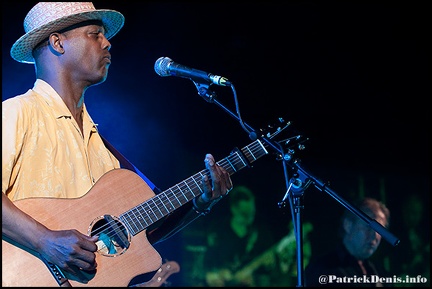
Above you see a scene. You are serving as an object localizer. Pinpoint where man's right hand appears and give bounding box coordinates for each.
[38,229,99,282]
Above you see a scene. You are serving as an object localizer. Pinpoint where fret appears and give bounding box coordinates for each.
[132,206,149,233]
[153,195,168,216]
[225,155,237,173]
[163,192,177,211]
[120,214,136,235]
[142,202,158,222]
[134,204,152,227]
[129,209,143,233]
[174,186,187,204]
[184,179,194,198]
[191,176,203,195]
[234,150,247,171]
[244,145,256,162]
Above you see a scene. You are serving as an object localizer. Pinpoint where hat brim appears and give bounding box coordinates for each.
[10,9,125,64]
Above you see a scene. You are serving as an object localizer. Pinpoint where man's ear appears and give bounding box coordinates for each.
[48,32,64,55]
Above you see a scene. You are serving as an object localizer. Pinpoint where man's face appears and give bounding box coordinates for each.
[344,208,387,260]
[232,199,256,226]
[59,22,112,85]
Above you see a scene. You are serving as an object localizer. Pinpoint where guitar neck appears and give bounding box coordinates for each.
[119,139,269,236]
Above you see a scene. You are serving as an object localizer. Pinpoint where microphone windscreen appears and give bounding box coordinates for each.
[154,57,172,77]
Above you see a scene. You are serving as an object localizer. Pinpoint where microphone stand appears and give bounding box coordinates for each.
[193,82,400,287]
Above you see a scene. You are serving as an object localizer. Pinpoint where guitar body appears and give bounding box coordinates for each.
[2,169,162,287]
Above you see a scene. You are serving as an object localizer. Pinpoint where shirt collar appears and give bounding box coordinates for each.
[32,79,98,132]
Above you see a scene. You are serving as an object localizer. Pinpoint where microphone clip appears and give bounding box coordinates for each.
[194,81,217,103]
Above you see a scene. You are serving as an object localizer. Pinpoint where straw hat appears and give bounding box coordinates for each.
[10,2,125,64]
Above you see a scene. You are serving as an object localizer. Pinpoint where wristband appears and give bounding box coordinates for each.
[192,195,223,216]
[192,198,211,216]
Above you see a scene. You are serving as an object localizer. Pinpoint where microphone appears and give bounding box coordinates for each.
[154,57,231,86]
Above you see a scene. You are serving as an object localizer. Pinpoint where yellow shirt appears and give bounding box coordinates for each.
[2,79,120,201]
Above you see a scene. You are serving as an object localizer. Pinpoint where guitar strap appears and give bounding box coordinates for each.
[101,135,161,194]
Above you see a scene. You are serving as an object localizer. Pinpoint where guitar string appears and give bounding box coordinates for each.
[90,141,266,248]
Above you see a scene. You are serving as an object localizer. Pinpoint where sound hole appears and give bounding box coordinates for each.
[89,215,131,257]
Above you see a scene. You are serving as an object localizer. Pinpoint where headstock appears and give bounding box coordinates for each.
[255,117,309,161]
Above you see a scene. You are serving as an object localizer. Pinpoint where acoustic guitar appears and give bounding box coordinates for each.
[2,139,269,287]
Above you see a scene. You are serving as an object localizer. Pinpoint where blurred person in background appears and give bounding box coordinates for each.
[305,197,391,287]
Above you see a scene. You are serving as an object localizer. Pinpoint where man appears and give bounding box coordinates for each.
[2,2,232,286]
[305,197,391,287]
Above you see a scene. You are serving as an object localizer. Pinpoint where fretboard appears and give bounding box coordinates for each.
[119,139,268,235]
